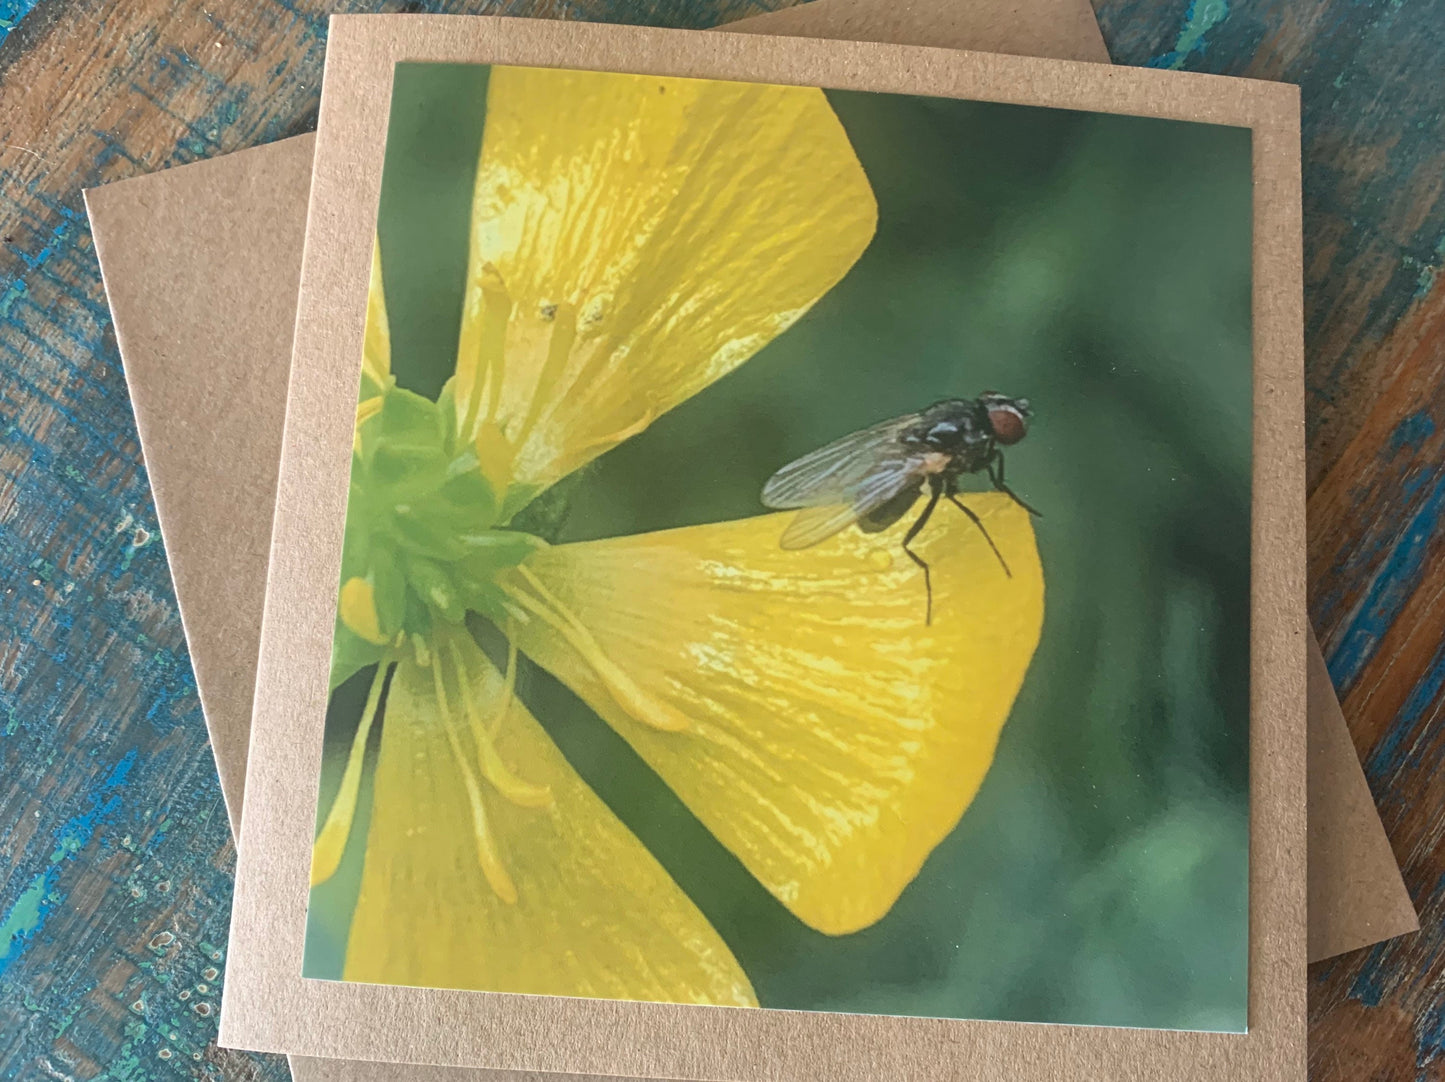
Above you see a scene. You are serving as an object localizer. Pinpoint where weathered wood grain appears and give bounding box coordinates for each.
[1102,4,1445,1077]
[1,0,1442,1079]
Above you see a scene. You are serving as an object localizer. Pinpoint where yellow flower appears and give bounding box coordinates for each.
[312,66,1044,1004]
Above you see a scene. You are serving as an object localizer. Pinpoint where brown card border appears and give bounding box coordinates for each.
[220,15,1306,1081]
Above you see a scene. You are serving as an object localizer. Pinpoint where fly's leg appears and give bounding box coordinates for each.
[988,454,1042,517]
[946,477,1012,578]
[902,480,942,625]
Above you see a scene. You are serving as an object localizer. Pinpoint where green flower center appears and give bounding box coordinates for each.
[333,378,695,735]
[337,380,540,658]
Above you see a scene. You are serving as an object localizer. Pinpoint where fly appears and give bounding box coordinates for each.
[760,393,1040,625]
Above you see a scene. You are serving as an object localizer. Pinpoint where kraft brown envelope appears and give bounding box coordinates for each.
[1305,634,1418,958]
[74,6,1405,1082]
[203,13,1308,1080]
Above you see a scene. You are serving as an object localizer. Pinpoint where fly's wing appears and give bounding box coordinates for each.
[776,470,922,548]
[762,415,918,508]
[761,415,924,549]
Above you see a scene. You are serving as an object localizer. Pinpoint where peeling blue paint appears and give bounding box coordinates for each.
[1390,410,1437,457]
[1146,0,1230,69]
[1328,469,1445,693]
[1416,993,1445,1079]
[1348,941,1394,1007]
[0,0,41,45]
[0,750,136,978]
[1364,635,1445,788]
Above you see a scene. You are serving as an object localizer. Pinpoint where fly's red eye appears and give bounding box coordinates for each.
[988,407,1027,445]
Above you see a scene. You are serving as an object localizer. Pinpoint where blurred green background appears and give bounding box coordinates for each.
[306,62,1253,1033]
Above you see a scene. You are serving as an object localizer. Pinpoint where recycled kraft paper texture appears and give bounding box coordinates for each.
[80,3,1415,1080]
[206,14,1308,1080]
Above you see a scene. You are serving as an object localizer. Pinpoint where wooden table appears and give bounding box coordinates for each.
[0,1,1440,1078]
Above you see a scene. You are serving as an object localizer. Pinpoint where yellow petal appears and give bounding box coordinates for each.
[505,497,1044,935]
[361,236,392,394]
[312,664,388,886]
[454,66,877,493]
[338,577,388,646]
[342,631,756,1006]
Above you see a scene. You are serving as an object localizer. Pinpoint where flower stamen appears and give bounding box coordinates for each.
[512,301,578,454]
[502,565,690,733]
[311,662,389,887]
[447,638,552,809]
[493,635,518,741]
[431,651,519,905]
[479,741,553,809]
[458,262,513,443]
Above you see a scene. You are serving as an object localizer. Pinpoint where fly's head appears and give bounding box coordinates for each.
[979,392,1031,446]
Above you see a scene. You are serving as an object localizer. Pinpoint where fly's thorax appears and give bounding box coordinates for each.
[906,399,994,461]
[945,441,996,477]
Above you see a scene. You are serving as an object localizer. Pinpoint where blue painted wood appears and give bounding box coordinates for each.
[0,1,41,44]
[0,0,1442,1078]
